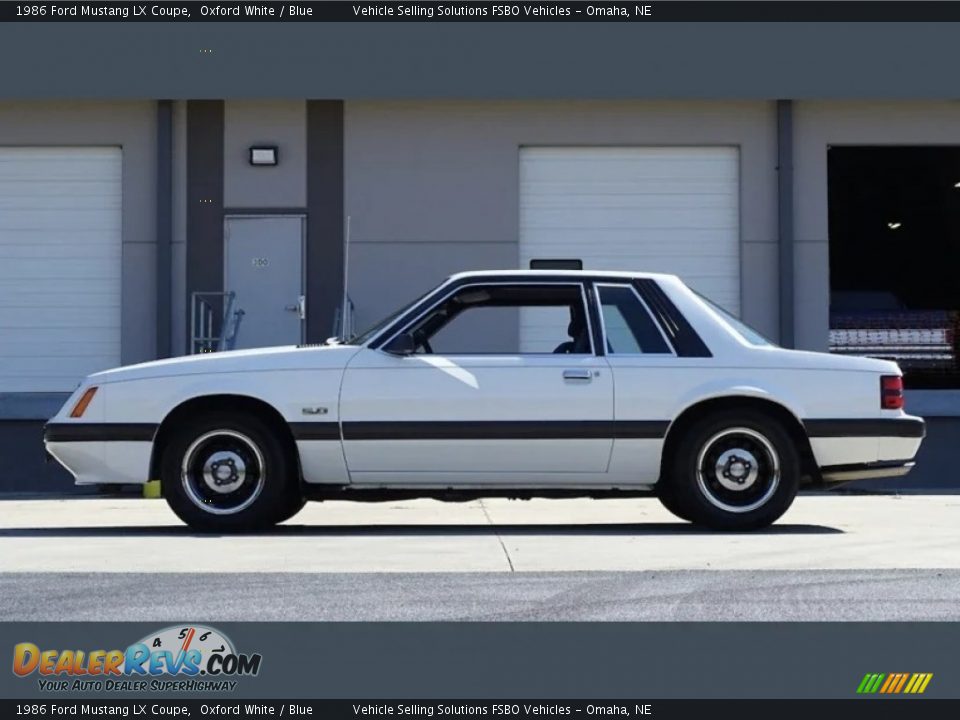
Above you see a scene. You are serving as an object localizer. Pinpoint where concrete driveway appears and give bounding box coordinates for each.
[2,494,960,621]
[2,494,960,572]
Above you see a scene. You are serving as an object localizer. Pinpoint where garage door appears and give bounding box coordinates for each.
[519,146,741,318]
[0,147,122,392]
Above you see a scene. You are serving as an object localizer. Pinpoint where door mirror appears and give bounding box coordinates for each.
[383,332,416,356]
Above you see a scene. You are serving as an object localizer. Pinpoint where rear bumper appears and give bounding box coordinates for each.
[804,417,926,439]
[820,460,915,483]
[807,416,925,483]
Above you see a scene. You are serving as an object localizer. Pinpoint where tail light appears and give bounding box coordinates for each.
[881,375,904,410]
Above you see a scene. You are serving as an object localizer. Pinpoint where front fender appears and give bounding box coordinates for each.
[101,369,346,426]
[103,369,351,486]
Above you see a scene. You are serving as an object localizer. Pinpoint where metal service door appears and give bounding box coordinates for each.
[224,215,305,349]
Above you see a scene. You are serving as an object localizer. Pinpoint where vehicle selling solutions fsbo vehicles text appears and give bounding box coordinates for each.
[351,5,652,18]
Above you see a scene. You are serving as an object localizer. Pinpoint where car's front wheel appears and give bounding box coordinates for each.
[161,412,302,532]
[664,410,800,530]
[655,482,693,523]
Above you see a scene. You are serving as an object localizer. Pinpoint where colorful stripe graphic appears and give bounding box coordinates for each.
[857,673,933,694]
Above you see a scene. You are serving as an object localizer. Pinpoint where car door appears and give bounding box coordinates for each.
[593,281,691,483]
[338,281,614,485]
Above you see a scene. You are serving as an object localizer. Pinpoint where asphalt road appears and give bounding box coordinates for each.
[2,495,960,620]
[3,569,960,621]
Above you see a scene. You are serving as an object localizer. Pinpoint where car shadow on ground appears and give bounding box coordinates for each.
[0,522,843,538]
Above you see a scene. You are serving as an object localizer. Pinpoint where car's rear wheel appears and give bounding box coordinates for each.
[161,412,302,532]
[666,410,800,530]
[656,482,692,523]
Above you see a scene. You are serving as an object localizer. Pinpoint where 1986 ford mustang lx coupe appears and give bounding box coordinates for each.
[44,270,925,532]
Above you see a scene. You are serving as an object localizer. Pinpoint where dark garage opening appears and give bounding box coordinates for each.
[828,146,960,389]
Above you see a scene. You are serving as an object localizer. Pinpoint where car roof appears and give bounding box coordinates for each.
[447,269,680,282]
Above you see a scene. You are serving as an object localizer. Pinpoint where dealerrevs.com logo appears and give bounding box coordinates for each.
[12,625,261,693]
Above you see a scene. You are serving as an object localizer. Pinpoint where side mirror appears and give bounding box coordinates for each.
[383,332,416,356]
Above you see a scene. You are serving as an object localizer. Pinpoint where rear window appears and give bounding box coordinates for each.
[597,284,672,354]
[697,293,777,347]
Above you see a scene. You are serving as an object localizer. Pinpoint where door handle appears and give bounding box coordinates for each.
[563,368,592,381]
[285,295,306,320]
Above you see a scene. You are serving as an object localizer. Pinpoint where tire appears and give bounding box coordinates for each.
[161,411,302,532]
[276,497,307,525]
[666,410,800,531]
[656,482,692,523]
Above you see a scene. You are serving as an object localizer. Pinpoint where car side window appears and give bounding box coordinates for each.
[400,283,594,355]
[597,284,672,355]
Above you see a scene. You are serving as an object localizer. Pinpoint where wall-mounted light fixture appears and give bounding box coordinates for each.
[249,146,279,166]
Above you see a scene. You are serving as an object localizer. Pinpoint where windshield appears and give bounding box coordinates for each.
[347,288,436,345]
[696,292,777,347]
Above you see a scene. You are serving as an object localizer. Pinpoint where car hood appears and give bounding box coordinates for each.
[88,344,362,384]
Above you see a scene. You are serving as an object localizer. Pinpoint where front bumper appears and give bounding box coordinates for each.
[43,423,153,485]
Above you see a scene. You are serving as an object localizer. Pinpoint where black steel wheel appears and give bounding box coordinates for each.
[161,412,301,532]
[666,410,800,531]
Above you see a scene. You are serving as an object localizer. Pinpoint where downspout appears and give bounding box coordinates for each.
[776,99,795,348]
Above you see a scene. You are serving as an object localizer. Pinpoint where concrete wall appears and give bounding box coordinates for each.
[344,100,780,340]
[223,100,307,209]
[0,421,89,495]
[179,101,311,355]
[793,101,960,352]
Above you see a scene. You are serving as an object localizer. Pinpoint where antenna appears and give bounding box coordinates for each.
[341,215,351,338]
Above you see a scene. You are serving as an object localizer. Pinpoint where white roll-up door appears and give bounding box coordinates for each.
[0,147,122,392]
[519,146,741,315]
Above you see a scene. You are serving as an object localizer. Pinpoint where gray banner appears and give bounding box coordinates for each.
[0,22,959,98]
[0,623,955,699]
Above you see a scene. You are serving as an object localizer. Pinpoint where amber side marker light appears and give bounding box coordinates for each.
[69,387,98,418]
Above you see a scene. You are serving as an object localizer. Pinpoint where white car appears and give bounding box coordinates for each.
[44,270,925,532]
